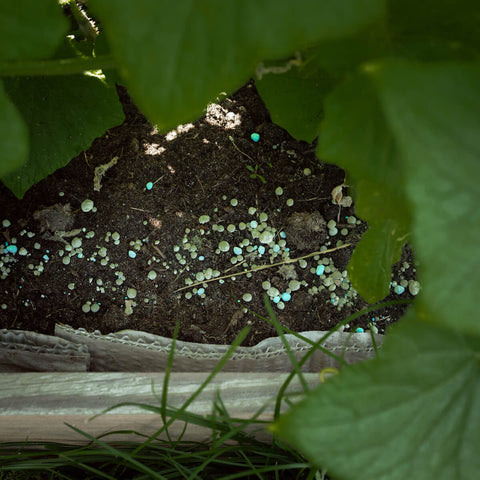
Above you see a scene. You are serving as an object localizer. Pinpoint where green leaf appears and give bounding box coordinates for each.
[0,1,68,62]
[255,59,333,143]
[319,73,400,190]
[388,0,480,62]
[256,21,391,143]
[0,82,28,176]
[318,73,410,302]
[348,218,406,303]
[371,61,480,335]
[303,20,390,76]
[90,0,385,130]
[2,74,124,198]
[274,312,480,479]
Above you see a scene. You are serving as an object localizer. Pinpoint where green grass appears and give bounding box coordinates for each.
[0,434,319,480]
[0,299,406,479]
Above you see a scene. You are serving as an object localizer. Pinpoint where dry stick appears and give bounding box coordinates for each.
[174,243,352,293]
[228,135,255,163]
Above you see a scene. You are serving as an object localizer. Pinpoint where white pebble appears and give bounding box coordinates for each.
[288,280,301,291]
[408,280,421,296]
[81,199,94,212]
[126,288,137,299]
[71,237,82,249]
[218,241,230,252]
[259,230,274,244]
[267,286,280,297]
[148,270,157,280]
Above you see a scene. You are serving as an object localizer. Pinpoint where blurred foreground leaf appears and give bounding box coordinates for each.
[372,61,480,335]
[0,83,28,176]
[274,312,480,479]
[90,0,385,130]
[2,74,124,198]
[318,73,410,302]
[0,1,67,62]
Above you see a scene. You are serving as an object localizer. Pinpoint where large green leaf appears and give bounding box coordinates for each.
[319,73,401,191]
[254,20,389,143]
[2,74,124,198]
[371,61,480,335]
[274,312,480,479]
[0,1,67,62]
[90,0,385,130]
[0,82,28,176]
[255,61,333,143]
[388,0,480,61]
[318,73,411,302]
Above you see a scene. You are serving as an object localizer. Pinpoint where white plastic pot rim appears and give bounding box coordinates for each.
[0,324,383,373]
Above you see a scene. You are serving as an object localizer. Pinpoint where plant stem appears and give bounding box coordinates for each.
[69,0,98,42]
[0,55,116,77]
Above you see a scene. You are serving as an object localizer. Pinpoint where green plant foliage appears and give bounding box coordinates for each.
[0,2,124,197]
[371,60,480,335]
[387,0,480,62]
[0,84,28,177]
[89,0,385,131]
[255,22,390,142]
[0,2,478,476]
[318,73,411,302]
[273,311,480,480]
[348,219,405,302]
[255,56,334,143]
[2,74,124,198]
[0,1,68,62]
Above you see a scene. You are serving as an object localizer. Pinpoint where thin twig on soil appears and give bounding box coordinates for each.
[173,243,351,292]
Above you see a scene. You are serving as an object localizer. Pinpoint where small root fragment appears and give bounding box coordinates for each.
[94,156,118,191]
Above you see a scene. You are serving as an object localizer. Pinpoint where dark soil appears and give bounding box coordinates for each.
[0,81,415,346]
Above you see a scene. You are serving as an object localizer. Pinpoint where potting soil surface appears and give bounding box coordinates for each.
[0,81,415,346]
